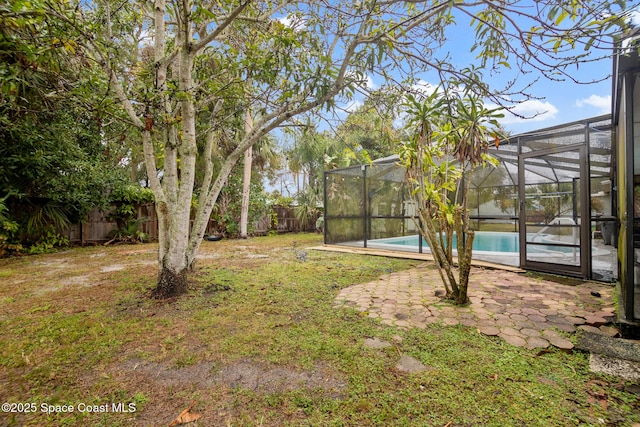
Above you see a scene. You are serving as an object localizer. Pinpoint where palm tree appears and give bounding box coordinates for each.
[239,113,282,238]
[240,109,254,239]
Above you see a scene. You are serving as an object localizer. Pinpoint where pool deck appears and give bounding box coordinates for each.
[316,245,617,350]
[314,244,525,272]
[333,236,617,274]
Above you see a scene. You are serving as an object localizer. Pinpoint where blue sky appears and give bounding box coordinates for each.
[340,4,640,136]
[274,3,640,195]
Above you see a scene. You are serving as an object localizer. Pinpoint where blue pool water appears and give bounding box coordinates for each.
[377,232,577,254]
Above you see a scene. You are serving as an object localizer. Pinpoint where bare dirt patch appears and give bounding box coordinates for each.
[114,358,346,395]
[32,275,99,296]
[118,359,216,388]
[214,359,346,395]
[101,355,347,425]
[100,264,126,272]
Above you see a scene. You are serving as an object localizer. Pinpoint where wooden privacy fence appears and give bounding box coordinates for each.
[65,204,320,243]
[66,203,159,244]
[270,205,321,234]
[272,206,318,233]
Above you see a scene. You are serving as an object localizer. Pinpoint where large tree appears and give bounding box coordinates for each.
[334,93,401,162]
[0,1,131,248]
[42,0,631,297]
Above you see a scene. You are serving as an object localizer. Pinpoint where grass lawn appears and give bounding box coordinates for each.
[0,233,638,426]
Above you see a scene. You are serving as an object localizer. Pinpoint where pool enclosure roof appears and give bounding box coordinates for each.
[334,114,613,189]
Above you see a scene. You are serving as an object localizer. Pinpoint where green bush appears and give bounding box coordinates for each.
[210,170,269,237]
[106,185,154,243]
[106,217,149,244]
[1,199,72,255]
[0,196,21,256]
[27,225,69,254]
[108,185,154,224]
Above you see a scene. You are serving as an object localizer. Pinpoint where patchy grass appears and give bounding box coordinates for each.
[0,233,638,426]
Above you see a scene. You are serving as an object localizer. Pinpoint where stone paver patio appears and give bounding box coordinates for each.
[334,264,616,350]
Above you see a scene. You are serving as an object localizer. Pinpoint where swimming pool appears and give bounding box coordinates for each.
[380,232,518,253]
[371,231,593,255]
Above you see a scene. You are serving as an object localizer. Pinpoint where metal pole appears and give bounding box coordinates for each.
[418,217,423,254]
[323,171,328,244]
[518,136,526,267]
[624,75,636,321]
[362,165,368,248]
[581,123,592,278]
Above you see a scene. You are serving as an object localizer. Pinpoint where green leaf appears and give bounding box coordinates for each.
[555,10,569,26]
[584,37,595,51]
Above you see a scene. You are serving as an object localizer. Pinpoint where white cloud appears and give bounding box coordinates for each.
[345,99,363,112]
[277,14,306,31]
[137,27,153,48]
[404,83,558,128]
[630,8,640,26]
[365,75,377,90]
[410,79,468,99]
[345,71,377,91]
[575,94,611,114]
[498,99,559,125]
[411,79,440,96]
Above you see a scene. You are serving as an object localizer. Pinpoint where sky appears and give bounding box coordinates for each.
[338,4,640,137]
[274,3,640,195]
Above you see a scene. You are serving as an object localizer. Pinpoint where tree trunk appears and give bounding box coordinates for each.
[417,208,457,297]
[147,8,198,298]
[153,265,189,298]
[456,230,474,305]
[455,175,473,305]
[240,109,254,238]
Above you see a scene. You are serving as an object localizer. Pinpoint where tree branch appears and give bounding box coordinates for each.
[192,0,253,54]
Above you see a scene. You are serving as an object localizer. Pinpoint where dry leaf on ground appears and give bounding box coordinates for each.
[168,401,203,426]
